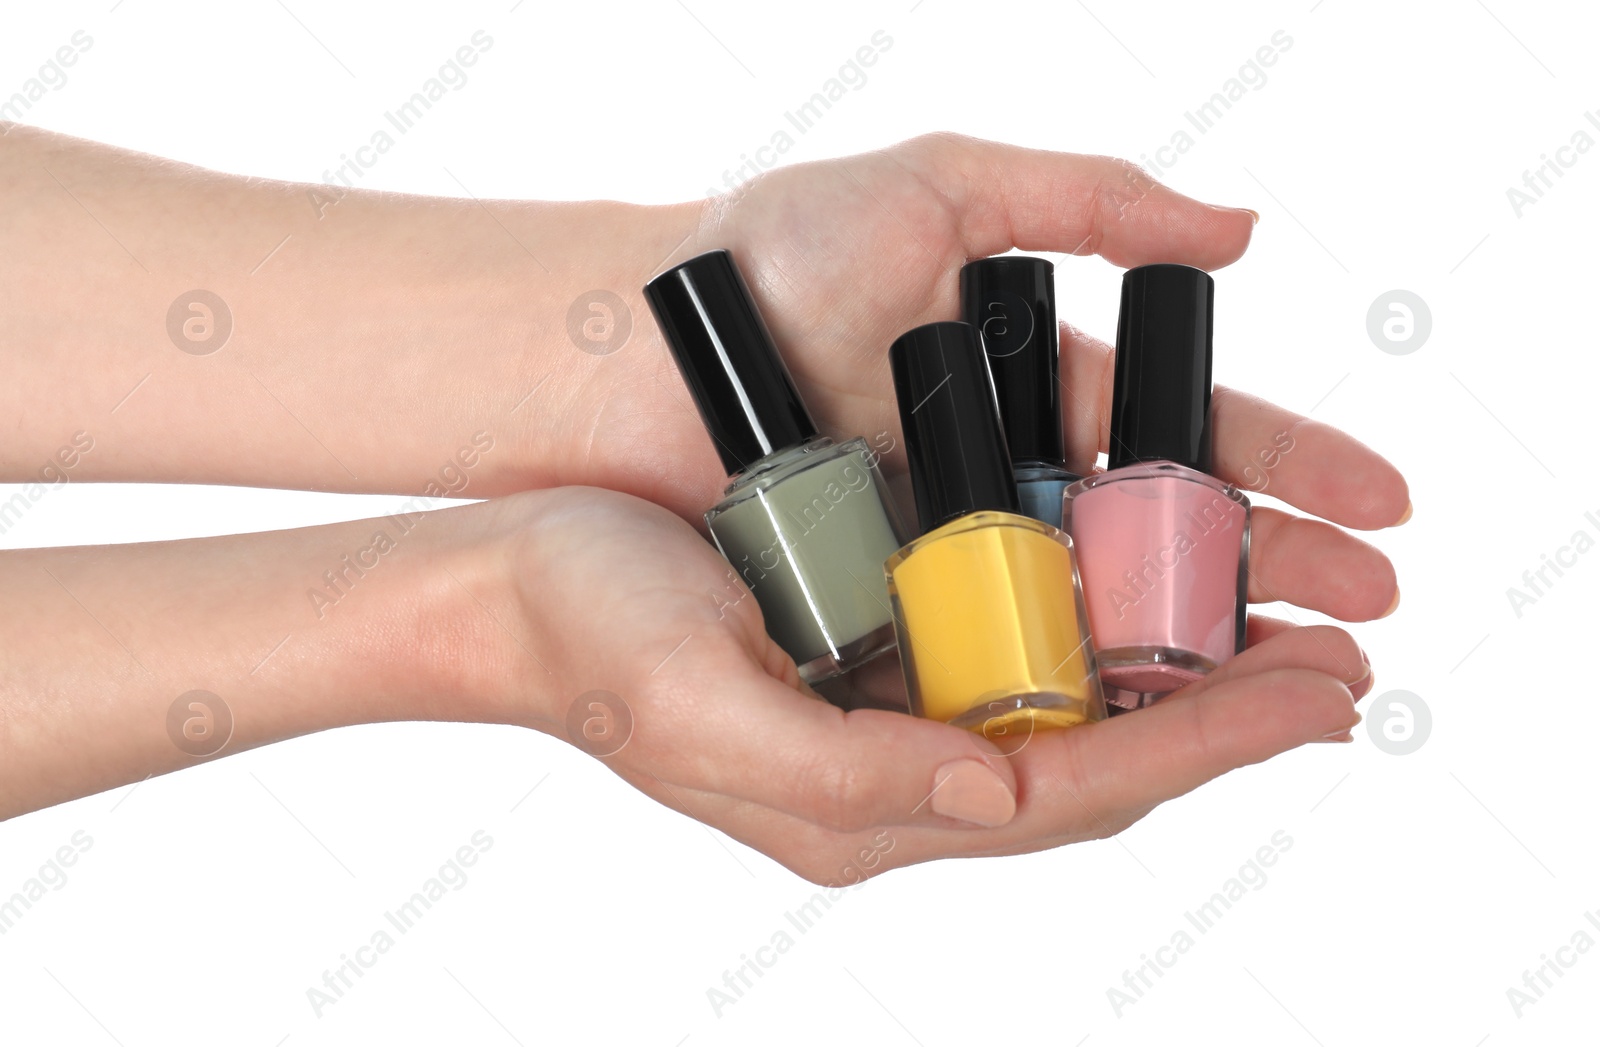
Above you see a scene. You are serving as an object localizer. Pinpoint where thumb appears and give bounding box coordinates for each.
[631,654,1022,833]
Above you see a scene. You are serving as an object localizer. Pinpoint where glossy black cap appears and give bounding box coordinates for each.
[959,255,1066,470]
[643,250,818,475]
[889,322,1020,533]
[1108,264,1215,473]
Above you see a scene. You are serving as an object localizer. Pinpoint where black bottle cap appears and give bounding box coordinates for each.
[1108,264,1215,472]
[889,321,1020,533]
[959,255,1066,470]
[643,249,819,476]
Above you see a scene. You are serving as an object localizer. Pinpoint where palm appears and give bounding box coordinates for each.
[717,154,968,462]
[585,135,1289,529]
[507,486,911,731]
[602,137,1405,629]
[578,147,965,525]
[515,137,1409,881]
[497,487,1377,884]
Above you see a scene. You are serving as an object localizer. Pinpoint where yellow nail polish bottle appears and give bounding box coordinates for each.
[885,322,1106,738]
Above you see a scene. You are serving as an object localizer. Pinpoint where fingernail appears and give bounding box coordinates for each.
[931,760,1016,828]
[1380,587,1401,619]
[1394,501,1413,526]
[1320,706,1361,742]
[1347,663,1374,701]
[1237,207,1260,223]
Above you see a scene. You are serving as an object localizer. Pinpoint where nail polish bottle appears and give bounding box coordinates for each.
[884,321,1105,736]
[960,255,1080,528]
[644,249,907,683]
[1104,685,1162,715]
[1063,264,1250,695]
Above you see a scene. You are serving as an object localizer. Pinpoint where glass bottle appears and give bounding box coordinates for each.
[883,321,1105,736]
[1064,264,1250,695]
[961,255,1081,528]
[645,250,907,682]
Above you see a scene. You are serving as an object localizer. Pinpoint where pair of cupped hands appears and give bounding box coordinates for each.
[486,135,1406,884]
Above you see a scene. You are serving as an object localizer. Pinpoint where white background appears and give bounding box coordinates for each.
[1,0,1595,1042]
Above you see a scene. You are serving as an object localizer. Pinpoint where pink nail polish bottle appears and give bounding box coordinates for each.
[1063,264,1249,695]
[1103,684,1163,715]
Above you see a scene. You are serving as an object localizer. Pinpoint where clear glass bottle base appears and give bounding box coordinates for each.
[1104,684,1165,715]
[1096,646,1216,694]
[795,620,898,684]
[946,692,1106,739]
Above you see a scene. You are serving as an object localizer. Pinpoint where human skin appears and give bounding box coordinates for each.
[0,127,1406,881]
[0,487,1372,883]
[0,126,1408,540]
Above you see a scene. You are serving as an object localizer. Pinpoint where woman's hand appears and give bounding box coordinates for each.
[472,486,1370,885]
[577,134,1262,513]
[588,134,1407,631]
[2,128,1404,626]
[0,483,1371,885]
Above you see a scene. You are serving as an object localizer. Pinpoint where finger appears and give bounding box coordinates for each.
[1246,613,1298,646]
[1212,387,1412,530]
[1168,624,1372,703]
[1058,327,1412,531]
[1057,322,1117,476]
[614,768,910,885]
[899,134,1256,270]
[623,668,1358,882]
[1249,506,1400,621]
[1022,668,1358,819]
[627,634,1021,834]
[1240,617,1375,716]
[825,666,1364,867]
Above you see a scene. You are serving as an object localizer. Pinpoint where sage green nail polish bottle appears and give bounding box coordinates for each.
[644,250,907,682]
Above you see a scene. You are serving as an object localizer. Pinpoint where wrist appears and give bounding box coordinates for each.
[491,197,710,494]
[390,493,577,734]
[356,496,560,733]
[0,506,547,814]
